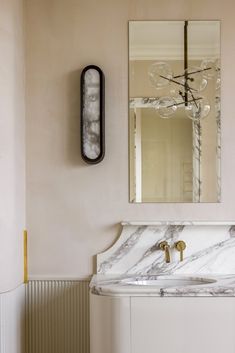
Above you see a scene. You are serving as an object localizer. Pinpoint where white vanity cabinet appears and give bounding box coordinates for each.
[90,294,131,353]
[131,297,235,353]
[90,293,235,353]
[91,222,235,353]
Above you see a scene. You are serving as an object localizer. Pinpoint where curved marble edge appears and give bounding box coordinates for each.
[90,274,235,297]
[122,221,235,226]
[97,224,147,272]
[97,222,235,275]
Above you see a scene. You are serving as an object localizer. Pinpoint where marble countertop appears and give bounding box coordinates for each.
[90,274,235,297]
[92,223,235,297]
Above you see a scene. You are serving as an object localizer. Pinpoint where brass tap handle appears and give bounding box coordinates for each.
[158,241,171,263]
[175,240,186,261]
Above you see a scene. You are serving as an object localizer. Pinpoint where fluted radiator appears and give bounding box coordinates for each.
[25,280,90,353]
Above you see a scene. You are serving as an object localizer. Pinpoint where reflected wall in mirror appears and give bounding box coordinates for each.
[129,21,220,203]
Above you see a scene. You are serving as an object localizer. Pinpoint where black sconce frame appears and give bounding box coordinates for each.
[80,65,105,164]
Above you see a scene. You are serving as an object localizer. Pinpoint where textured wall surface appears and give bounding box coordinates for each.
[0,285,25,353]
[0,0,25,291]
[25,0,235,279]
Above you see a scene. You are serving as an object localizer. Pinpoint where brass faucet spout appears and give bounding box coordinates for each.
[165,244,170,263]
[158,241,171,263]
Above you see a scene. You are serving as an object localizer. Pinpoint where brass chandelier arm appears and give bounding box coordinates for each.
[159,75,197,92]
[187,86,200,109]
[173,67,212,79]
[184,21,188,104]
[150,21,213,120]
[159,73,201,110]
[166,97,202,109]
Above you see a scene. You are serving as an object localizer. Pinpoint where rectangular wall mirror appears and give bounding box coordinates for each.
[129,21,220,203]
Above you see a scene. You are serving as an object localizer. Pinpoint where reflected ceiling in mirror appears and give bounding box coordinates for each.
[129,21,220,203]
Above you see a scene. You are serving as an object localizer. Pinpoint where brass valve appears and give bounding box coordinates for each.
[175,240,186,262]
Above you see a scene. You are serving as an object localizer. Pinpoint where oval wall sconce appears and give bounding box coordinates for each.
[81,65,105,164]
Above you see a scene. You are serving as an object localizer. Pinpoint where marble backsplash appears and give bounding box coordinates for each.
[97,222,235,275]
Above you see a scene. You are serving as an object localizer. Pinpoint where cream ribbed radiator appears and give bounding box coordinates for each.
[25,280,90,353]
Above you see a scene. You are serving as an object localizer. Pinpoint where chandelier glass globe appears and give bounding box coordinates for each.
[200,59,217,79]
[184,96,210,121]
[148,62,173,89]
[156,96,177,118]
[180,67,207,92]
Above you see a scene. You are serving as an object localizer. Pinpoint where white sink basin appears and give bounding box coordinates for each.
[123,275,216,287]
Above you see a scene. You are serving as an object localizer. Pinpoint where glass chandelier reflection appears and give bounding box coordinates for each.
[148,21,220,121]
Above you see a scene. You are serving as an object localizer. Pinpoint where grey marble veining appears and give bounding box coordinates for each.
[98,225,147,274]
[192,121,201,202]
[82,69,101,160]
[92,222,235,297]
[90,274,235,297]
[97,223,235,275]
[126,225,185,274]
[216,94,221,202]
[129,97,160,108]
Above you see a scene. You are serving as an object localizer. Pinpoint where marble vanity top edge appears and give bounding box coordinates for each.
[121,221,235,226]
[90,274,235,297]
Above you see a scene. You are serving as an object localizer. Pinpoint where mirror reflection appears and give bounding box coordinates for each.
[129,21,220,203]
